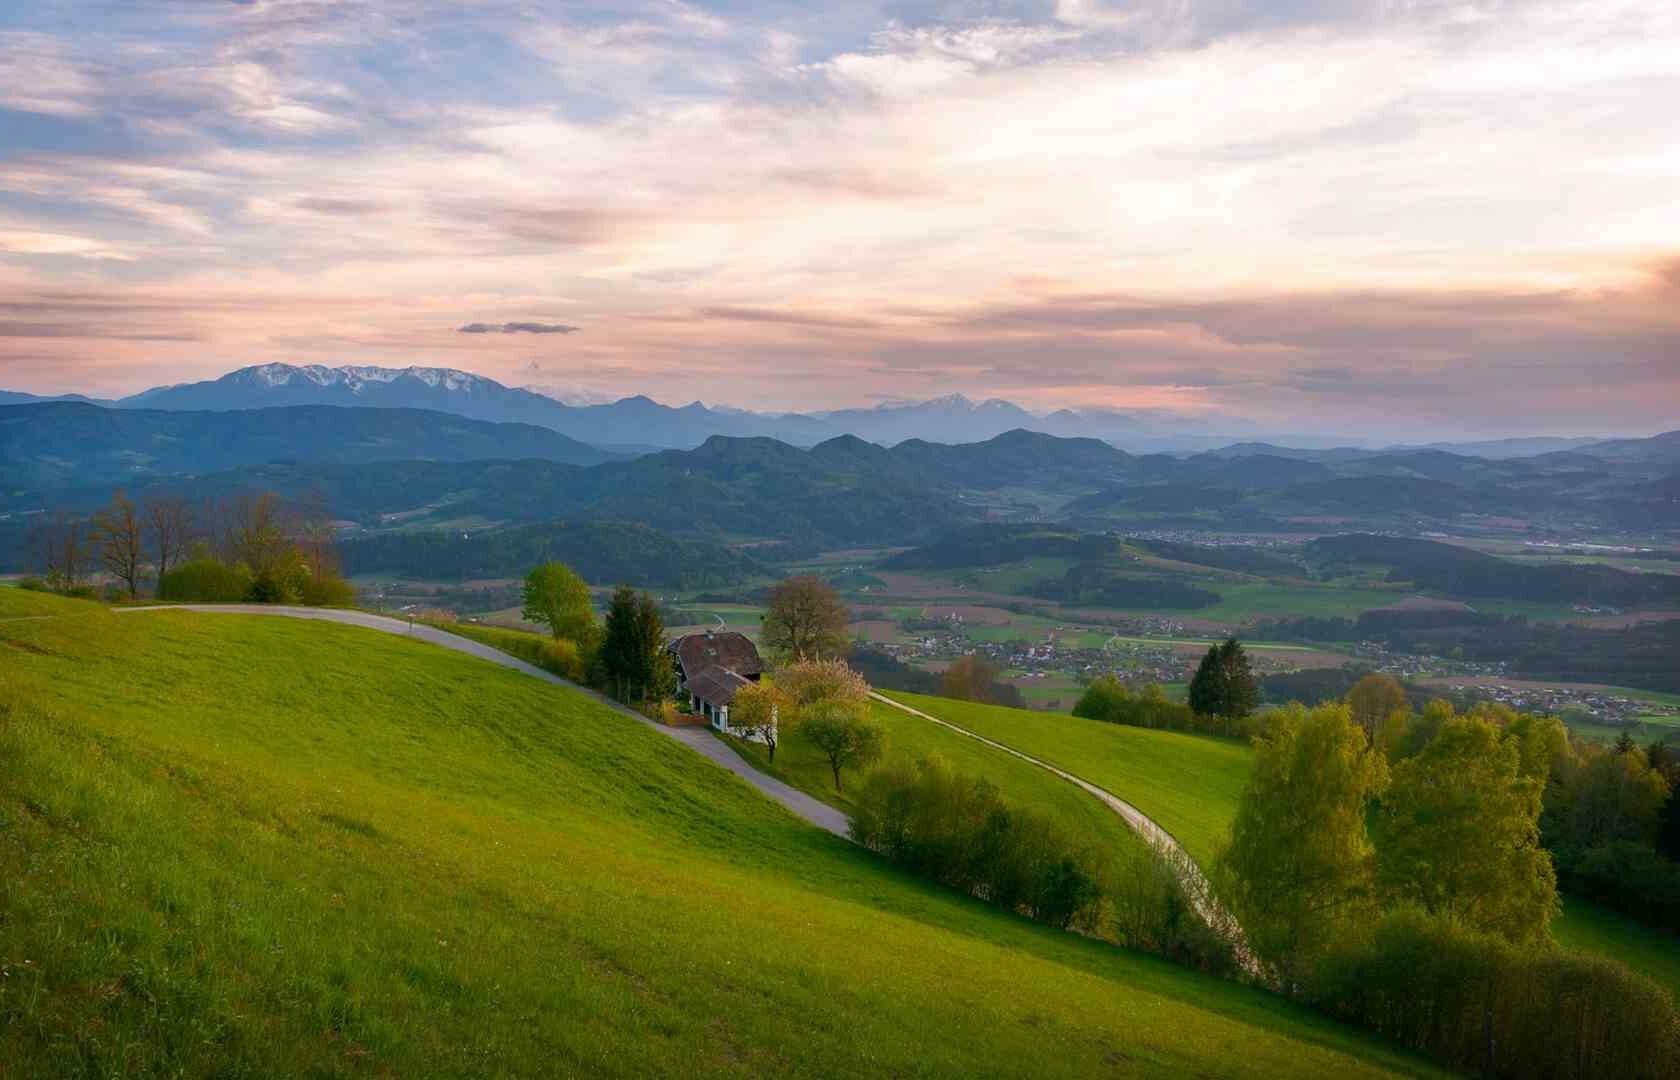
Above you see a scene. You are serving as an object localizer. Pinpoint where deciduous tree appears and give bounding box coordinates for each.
[761,575,849,662]
[31,512,88,593]
[142,495,193,584]
[90,491,146,598]
[1217,702,1388,985]
[941,655,1000,703]
[1375,715,1556,944]
[800,699,885,792]
[521,561,596,643]
[228,492,303,601]
[729,682,787,761]
[1346,673,1407,744]
[777,658,870,713]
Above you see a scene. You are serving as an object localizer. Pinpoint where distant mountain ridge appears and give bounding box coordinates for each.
[68,363,1260,451]
[6,362,1676,460]
[0,401,612,489]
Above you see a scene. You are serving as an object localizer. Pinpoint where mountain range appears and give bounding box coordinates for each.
[7,405,1675,555]
[2,363,1287,453]
[9,362,1667,455]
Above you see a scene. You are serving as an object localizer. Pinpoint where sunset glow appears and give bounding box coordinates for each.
[2,1,1676,438]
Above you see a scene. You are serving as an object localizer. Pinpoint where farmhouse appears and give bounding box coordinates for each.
[668,629,764,732]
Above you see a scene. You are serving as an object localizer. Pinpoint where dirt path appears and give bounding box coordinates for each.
[115,605,849,837]
[870,691,1260,977]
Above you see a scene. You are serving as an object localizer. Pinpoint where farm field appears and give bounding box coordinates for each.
[1191,583,1406,622]
[0,588,1434,1078]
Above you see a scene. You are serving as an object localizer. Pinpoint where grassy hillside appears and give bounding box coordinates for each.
[0,589,1434,1077]
[1553,898,1680,998]
[726,702,1147,860]
[885,689,1680,1000]
[882,691,1253,864]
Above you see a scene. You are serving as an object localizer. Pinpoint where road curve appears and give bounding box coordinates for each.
[870,691,1260,976]
[116,605,850,837]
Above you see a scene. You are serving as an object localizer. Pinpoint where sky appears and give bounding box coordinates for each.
[0,0,1675,440]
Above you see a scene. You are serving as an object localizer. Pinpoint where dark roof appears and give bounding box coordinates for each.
[685,665,752,707]
[669,630,763,679]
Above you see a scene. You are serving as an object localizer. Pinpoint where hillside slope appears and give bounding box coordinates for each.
[886,691,1680,999]
[0,590,1432,1077]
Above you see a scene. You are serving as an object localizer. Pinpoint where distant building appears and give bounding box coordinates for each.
[667,629,764,734]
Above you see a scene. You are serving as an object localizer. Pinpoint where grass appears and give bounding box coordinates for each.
[883,687,1676,1000]
[1553,898,1680,999]
[0,591,1435,1078]
[1193,583,1403,623]
[881,691,1254,865]
[726,702,1147,864]
[0,585,104,619]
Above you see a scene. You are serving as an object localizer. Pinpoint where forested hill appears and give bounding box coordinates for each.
[0,401,613,488]
[8,417,1677,557]
[1305,534,1680,606]
[338,521,765,588]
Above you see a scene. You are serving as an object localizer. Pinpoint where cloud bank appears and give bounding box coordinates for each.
[0,0,1674,439]
[458,322,581,335]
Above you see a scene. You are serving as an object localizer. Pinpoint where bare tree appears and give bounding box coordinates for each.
[228,491,290,575]
[90,491,147,598]
[143,494,194,584]
[297,487,337,579]
[31,512,88,592]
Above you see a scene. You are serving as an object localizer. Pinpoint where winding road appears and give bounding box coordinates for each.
[115,605,849,836]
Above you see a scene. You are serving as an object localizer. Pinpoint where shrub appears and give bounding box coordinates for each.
[299,573,356,607]
[850,755,1104,930]
[1309,908,1680,1079]
[158,558,254,602]
[436,622,588,683]
[1073,676,1198,731]
[1554,840,1680,928]
[15,576,47,592]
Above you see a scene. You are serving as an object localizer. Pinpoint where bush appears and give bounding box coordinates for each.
[158,558,255,602]
[850,755,1104,930]
[1073,675,1198,731]
[437,622,588,683]
[1554,840,1680,928]
[299,573,357,607]
[1308,908,1680,1079]
[15,576,47,592]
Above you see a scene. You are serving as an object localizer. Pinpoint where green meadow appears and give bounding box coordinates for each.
[725,701,1147,862]
[1553,898,1680,998]
[882,691,1253,865]
[0,589,1435,1077]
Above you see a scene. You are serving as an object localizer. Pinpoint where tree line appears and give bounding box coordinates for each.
[25,490,353,606]
[1073,637,1259,736]
[849,755,1103,930]
[1214,693,1679,1078]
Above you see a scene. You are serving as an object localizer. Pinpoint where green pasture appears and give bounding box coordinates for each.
[0,587,1433,1077]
